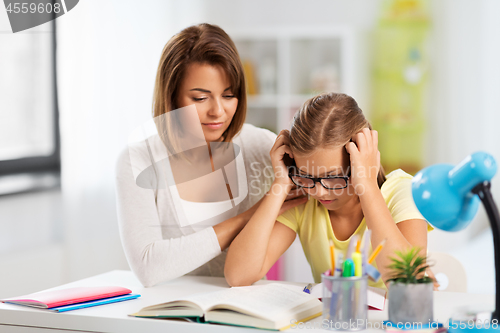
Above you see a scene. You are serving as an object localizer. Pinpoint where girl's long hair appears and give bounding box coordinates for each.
[290,92,386,188]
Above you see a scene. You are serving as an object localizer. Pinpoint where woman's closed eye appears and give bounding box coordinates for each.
[192,94,235,102]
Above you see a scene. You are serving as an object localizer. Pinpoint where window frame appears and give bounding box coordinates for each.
[0,15,60,189]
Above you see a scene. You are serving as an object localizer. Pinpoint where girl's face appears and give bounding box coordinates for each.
[177,62,238,142]
[293,146,356,210]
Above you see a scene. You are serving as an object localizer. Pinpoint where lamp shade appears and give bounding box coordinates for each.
[412,152,497,231]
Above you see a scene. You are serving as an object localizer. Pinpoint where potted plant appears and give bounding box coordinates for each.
[387,247,434,324]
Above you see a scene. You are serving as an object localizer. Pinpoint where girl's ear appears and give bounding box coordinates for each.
[342,145,352,176]
[282,153,296,169]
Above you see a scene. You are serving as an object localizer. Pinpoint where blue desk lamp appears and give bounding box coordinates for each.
[412,151,499,324]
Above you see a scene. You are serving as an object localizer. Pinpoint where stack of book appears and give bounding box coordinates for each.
[1,286,140,312]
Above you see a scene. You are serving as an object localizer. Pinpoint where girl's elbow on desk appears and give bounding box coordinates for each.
[224,264,262,287]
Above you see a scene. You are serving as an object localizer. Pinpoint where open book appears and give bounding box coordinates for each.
[129,283,322,331]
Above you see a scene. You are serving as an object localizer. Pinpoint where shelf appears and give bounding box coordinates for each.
[289,38,342,95]
[234,39,278,96]
[247,95,278,108]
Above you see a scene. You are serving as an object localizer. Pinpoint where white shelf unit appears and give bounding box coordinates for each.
[231,27,358,134]
[231,28,359,282]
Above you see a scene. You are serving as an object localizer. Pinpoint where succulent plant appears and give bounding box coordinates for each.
[387,247,434,284]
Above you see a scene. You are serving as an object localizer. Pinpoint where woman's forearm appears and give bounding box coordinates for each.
[213,212,249,251]
[358,183,413,284]
[225,182,290,285]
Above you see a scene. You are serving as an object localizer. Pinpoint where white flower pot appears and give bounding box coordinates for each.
[388,282,434,324]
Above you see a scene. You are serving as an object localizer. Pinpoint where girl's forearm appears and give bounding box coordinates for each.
[225,182,290,285]
[358,183,413,284]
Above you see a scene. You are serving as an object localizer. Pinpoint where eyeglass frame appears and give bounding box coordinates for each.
[288,168,351,190]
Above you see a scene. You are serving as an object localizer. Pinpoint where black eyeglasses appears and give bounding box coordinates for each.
[288,169,351,190]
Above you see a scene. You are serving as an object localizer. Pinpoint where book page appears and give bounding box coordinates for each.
[180,287,249,312]
[206,283,318,320]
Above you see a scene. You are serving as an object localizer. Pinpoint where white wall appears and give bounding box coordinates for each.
[426,0,500,294]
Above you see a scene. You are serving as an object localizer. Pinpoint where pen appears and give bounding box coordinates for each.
[329,240,335,273]
[361,229,372,274]
[346,234,359,260]
[303,283,313,294]
[334,252,344,277]
[341,259,354,320]
[368,238,387,264]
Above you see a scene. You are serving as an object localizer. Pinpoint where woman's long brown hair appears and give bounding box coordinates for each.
[152,23,246,154]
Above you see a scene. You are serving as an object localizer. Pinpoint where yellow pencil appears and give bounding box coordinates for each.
[329,240,335,273]
[355,239,361,253]
[368,239,387,264]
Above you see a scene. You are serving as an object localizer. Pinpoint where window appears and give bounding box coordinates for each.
[0,15,60,195]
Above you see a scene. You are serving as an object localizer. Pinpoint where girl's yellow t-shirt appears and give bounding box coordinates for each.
[276,169,434,290]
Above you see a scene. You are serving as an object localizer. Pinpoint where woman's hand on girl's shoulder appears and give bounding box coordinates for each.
[345,128,380,193]
[270,130,294,189]
[279,187,308,215]
[244,187,307,221]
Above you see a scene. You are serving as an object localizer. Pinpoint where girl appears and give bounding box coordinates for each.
[225,92,436,290]
[115,24,306,287]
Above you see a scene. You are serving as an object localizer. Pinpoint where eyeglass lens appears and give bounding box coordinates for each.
[290,176,347,189]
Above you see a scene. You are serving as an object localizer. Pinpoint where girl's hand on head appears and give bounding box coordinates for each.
[270,130,294,189]
[345,128,380,193]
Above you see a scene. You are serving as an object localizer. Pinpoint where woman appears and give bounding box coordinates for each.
[115,23,306,287]
[225,92,437,290]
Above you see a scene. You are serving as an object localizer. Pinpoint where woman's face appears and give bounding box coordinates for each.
[177,62,238,142]
[293,146,356,211]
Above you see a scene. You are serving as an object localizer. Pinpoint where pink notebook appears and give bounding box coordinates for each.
[1,286,132,309]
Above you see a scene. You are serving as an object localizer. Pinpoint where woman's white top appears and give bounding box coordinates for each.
[115,124,276,287]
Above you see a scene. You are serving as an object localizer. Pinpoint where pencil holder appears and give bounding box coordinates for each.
[321,274,368,331]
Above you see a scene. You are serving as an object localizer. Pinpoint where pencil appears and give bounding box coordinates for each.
[355,239,361,253]
[329,240,335,273]
[368,239,387,264]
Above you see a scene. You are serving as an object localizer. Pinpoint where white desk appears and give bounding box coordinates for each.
[0,270,494,332]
